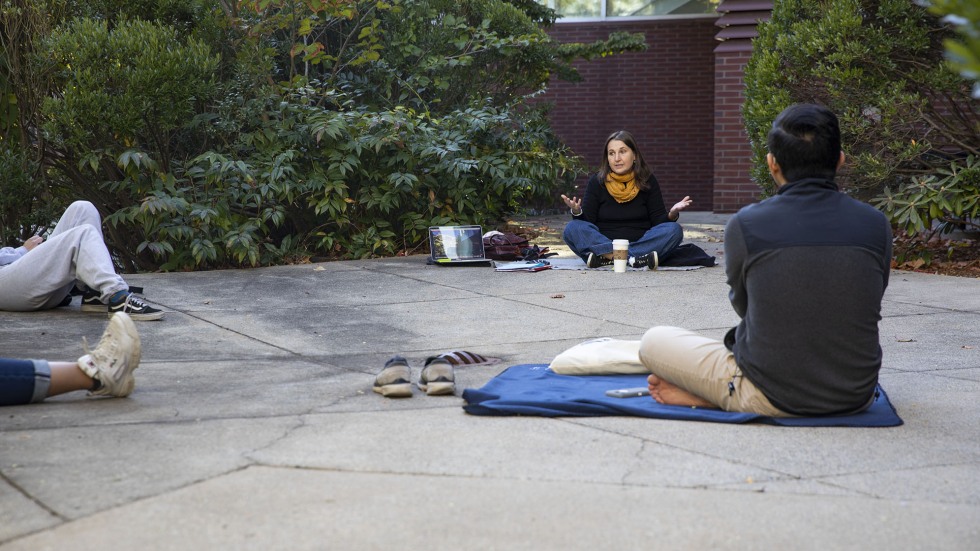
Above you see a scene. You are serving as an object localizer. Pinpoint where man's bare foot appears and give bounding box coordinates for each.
[647,374,717,408]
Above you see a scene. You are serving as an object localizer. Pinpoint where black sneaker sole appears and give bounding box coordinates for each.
[586,253,611,269]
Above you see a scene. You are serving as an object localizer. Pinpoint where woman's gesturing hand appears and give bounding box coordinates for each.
[668,196,693,220]
[561,194,583,215]
[672,196,693,213]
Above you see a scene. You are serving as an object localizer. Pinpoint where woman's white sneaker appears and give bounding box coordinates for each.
[77,312,142,397]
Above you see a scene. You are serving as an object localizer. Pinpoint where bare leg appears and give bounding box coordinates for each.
[46,362,95,397]
[647,374,717,408]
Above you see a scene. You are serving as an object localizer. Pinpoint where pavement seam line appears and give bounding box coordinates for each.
[0,469,66,522]
[142,307,304,356]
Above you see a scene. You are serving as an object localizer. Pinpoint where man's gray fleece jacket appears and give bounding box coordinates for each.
[725,177,893,415]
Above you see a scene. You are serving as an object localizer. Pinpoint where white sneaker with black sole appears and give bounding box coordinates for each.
[586,252,613,269]
[629,251,659,270]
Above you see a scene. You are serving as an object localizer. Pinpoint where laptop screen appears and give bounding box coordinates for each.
[428,226,485,263]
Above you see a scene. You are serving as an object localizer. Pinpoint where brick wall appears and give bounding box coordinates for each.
[712,48,757,212]
[539,19,718,210]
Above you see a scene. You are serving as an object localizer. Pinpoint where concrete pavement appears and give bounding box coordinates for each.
[1,212,978,550]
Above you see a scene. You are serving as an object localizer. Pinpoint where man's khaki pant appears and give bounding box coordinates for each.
[639,325,791,417]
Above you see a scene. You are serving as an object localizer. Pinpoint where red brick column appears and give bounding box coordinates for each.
[712,47,757,212]
[712,1,773,212]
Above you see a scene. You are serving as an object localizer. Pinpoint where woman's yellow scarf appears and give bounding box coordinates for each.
[605,171,639,203]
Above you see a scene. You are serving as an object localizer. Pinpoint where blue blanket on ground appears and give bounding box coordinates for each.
[462,364,903,427]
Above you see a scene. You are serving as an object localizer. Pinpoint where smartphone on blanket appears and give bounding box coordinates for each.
[605,387,650,398]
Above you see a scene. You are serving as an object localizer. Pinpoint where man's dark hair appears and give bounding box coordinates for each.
[767,103,842,182]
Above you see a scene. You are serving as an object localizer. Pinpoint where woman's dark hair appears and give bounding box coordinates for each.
[767,103,842,182]
[597,130,651,189]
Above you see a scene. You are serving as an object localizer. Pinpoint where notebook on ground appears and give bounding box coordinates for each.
[428,225,491,266]
[462,364,903,427]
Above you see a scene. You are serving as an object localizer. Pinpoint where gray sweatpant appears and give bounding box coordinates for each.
[0,201,128,311]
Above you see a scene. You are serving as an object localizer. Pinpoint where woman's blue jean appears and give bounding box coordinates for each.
[0,358,50,406]
[562,219,684,262]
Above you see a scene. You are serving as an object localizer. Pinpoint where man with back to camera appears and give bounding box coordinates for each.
[639,103,893,416]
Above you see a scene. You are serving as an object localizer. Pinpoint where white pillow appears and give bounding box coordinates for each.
[549,338,646,375]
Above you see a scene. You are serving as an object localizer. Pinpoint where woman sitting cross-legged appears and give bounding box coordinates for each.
[561,130,694,270]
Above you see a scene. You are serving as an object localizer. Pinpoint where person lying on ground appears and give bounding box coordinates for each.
[640,103,892,416]
[0,201,163,320]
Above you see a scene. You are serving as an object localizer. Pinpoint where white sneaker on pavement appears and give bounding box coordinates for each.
[77,312,142,397]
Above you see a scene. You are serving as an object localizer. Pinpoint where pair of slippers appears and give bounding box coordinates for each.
[372,351,498,398]
[374,355,454,397]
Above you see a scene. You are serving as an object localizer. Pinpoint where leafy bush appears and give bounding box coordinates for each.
[872,154,979,237]
[0,148,67,246]
[105,91,581,268]
[41,18,219,170]
[872,153,979,267]
[927,0,980,98]
[35,16,220,269]
[0,1,69,246]
[743,0,979,200]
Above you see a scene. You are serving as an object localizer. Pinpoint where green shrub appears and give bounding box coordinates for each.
[872,154,980,237]
[926,0,980,97]
[42,17,219,170]
[105,91,581,268]
[251,0,644,114]
[743,0,978,200]
[0,148,67,246]
[36,16,219,268]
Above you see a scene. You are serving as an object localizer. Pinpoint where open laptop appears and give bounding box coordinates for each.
[428,225,491,266]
